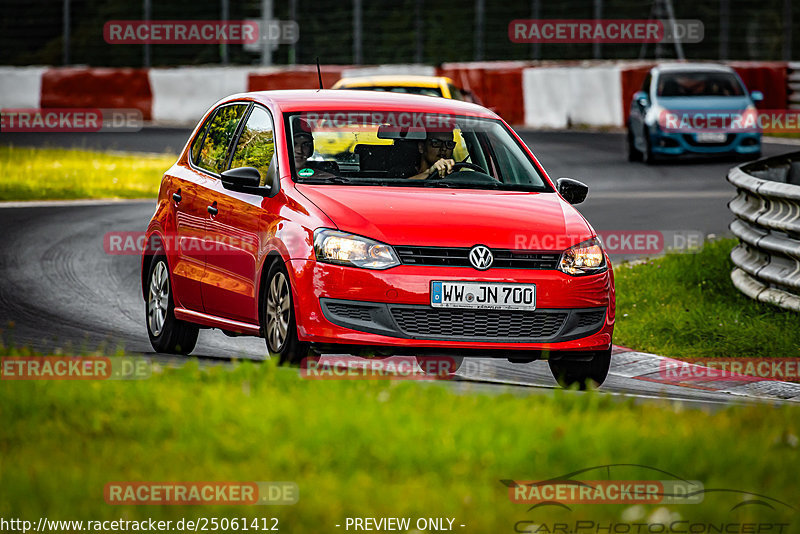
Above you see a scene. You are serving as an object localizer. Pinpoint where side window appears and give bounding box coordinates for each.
[230,106,275,185]
[190,115,211,164]
[197,103,248,174]
[448,84,466,101]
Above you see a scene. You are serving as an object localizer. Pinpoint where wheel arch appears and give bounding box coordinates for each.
[257,251,286,336]
[141,232,168,301]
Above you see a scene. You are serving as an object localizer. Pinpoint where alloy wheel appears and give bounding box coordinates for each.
[266,271,291,352]
[148,261,169,336]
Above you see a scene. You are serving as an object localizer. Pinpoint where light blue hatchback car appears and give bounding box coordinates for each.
[627,63,763,164]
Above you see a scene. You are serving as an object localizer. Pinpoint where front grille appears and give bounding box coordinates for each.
[389,307,567,339]
[394,246,560,270]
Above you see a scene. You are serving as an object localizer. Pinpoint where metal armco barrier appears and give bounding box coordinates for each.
[728,152,800,312]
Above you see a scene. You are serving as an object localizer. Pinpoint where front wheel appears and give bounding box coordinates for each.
[626,126,643,162]
[641,130,657,165]
[263,261,308,365]
[548,348,611,390]
[146,255,199,354]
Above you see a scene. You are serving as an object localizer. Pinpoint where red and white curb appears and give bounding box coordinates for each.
[610,346,800,402]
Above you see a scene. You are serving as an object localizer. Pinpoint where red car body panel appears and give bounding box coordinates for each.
[142,90,615,355]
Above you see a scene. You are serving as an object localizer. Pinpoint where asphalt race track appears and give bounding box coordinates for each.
[1,129,798,406]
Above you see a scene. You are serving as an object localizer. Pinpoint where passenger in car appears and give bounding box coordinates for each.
[291,118,336,179]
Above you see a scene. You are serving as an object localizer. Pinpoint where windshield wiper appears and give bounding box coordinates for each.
[298,176,352,184]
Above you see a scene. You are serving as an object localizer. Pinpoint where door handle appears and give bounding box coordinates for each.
[172,190,182,203]
[207,202,218,216]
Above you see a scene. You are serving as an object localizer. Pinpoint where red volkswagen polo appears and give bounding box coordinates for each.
[141,90,615,388]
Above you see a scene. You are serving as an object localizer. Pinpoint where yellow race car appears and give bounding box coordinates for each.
[318,76,474,157]
[332,75,471,101]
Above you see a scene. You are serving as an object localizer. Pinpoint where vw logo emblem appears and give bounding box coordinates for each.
[469,245,493,270]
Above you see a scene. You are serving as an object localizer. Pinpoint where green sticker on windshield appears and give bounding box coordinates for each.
[298,168,314,177]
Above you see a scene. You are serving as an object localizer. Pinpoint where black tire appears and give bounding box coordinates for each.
[263,260,308,366]
[641,130,656,165]
[627,126,643,162]
[146,254,199,355]
[548,348,611,390]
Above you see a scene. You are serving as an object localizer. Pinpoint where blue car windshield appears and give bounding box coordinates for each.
[657,72,745,97]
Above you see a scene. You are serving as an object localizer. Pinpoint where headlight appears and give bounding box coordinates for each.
[314,229,400,270]
[558,238,606,276]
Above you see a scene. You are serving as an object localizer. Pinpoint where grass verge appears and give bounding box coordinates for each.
[1,351,799,529]
[0,146,173,200]
[614,238,800,358]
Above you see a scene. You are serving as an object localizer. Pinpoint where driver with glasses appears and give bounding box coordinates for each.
[395,130,458,180]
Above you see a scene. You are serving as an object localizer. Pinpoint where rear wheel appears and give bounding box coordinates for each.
[263,261,308,365]
[548,348,611,390]
[146,255,199,354]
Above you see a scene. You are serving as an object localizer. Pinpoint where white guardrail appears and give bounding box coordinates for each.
[728,152,800,312]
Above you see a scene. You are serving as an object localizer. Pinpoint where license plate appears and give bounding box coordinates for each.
[696,132,727,143]
[430,281,536,310]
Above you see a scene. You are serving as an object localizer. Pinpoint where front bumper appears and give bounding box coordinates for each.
[287,259,615,353]
[650,129,761,156]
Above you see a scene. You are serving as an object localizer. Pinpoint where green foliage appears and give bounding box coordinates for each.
[0,146,173,200]
[614,239,800,358]
[1,355,798,528]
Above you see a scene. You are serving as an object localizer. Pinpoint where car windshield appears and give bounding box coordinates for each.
[284,111,551,192]
[656,71,745,97]
[347,86,443,98]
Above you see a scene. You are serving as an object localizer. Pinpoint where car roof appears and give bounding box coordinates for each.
[652,62,735,74]
[333,75,453,88]
[225,89,497,118]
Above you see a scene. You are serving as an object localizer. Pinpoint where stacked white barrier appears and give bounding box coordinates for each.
[522,65,624,129]
[0,67,47,108]
[148,67,252,124]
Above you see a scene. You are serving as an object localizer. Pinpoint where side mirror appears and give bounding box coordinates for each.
[556,177,588,205]
[221,166,261,188]
[220,162,280,198]
[750,91,764,103]
[634,90,649,107]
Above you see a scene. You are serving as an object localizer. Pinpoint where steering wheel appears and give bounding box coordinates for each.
[425,161,488,179]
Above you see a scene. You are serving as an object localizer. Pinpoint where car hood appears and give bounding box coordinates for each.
[655,95,752,111]
[295,184,594,250]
